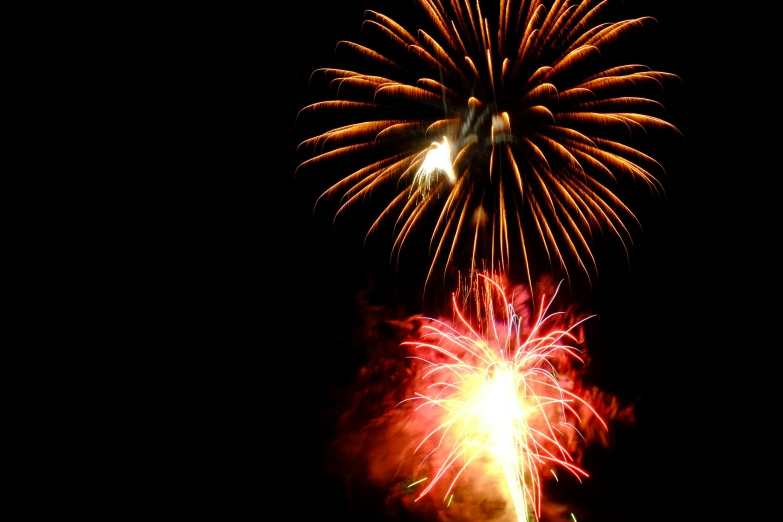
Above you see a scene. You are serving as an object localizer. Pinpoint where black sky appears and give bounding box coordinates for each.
[173,0,735,520]
[271,1,707,521]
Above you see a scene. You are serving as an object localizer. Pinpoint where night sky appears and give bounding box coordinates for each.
[117,0,765,517]
[272,1,704,521]
[254,1,711,520]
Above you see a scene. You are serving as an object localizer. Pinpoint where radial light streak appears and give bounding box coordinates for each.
[398,273,607,521]
[296,0,681,292]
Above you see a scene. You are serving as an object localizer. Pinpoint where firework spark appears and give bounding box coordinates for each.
[296,0,681,292]
[396,273,607,521]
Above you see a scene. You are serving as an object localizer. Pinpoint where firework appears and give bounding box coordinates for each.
[397,273,607,521]
[295,0,680,292]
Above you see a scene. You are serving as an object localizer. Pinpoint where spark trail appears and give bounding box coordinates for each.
[399,273,607,521]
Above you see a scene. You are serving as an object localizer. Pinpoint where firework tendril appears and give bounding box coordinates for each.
[399,273,607,521]
[296,0,680,292]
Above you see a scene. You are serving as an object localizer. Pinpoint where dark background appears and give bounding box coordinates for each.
[278,2,702,521]
[171,0,727,520]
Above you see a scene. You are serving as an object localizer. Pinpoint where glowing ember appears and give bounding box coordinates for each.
[412,136,456,200]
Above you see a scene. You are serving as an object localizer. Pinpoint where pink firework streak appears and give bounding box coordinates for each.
[332,273,633,522]
[399,273,610,521]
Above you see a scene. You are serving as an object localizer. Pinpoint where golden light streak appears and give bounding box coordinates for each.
[296,0,681,291]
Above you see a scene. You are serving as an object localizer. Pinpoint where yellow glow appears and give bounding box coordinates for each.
[411,137,455,200]
[403,275,607,522]
[477,365,529,522]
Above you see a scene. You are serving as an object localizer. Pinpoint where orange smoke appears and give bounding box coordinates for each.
[331,273,633,521]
